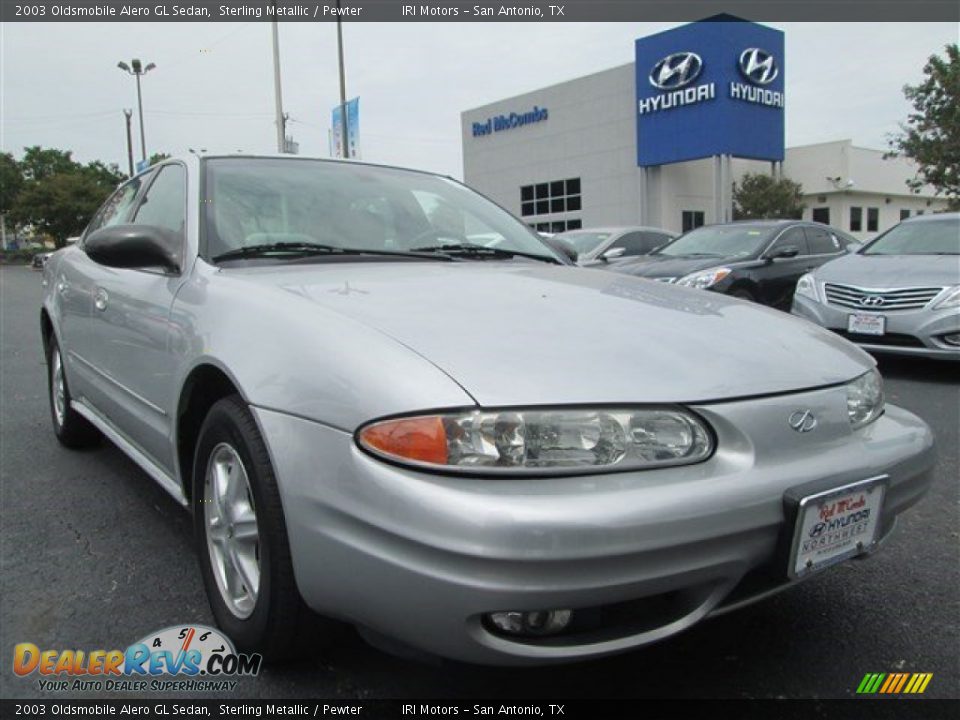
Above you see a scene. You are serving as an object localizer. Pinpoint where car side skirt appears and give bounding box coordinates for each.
[72,399,188,506]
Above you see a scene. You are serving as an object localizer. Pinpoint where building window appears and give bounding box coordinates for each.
[812,207,830,224]
[867,208,879,233]
[682,211,705,233]
[566,219,582,230]
[520,178,582,219]
[900,209,911,221]
[850,207,863,232]
[917,210,925,216]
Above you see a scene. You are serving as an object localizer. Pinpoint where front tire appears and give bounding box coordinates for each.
[193,395,329,660]
[47,337,100,448]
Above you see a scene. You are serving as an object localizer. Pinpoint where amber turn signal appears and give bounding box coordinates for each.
[358,416,448,465]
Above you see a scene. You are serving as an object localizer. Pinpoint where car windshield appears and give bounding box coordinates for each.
[862,217,960,256]
[203,158,559,263]
[656,225,775,258]
[555,231,612,255]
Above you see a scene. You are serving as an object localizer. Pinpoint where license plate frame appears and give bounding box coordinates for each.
[848,313,886,336]
[787,476,887,580]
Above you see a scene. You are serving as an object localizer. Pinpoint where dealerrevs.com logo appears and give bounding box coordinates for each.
[13,625,261,693]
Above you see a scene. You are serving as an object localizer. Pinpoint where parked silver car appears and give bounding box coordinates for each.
[42,155,934,665]
[792,213,960,360]
[554,226,675,265]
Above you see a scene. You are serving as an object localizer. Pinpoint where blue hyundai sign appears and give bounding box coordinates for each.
[636,19,785,166]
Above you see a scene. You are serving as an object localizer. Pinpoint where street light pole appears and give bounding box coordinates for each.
[134,72,146,163]
[335,0,349,158]
[123,109,134,177]
[270,1,286,153]
[117,59,156,166]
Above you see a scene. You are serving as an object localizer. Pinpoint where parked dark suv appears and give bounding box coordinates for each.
[610,220,861,310]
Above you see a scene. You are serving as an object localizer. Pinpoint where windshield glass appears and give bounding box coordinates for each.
[203,158,558,262]
[863,217,960,256]
[555,231,611,255]
[656,225,775,258]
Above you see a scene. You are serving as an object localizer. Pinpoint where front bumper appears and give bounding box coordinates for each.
[254,389,935,665]
[792,294,960,360]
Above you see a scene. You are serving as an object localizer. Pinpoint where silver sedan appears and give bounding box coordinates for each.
[792,213,960,360]
[41,155,934,665]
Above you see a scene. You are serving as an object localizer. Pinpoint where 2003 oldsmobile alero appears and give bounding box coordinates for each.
[41,155,934,665]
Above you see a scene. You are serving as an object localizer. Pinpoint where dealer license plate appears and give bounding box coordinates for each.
[790,478,885,578]
[848,313,886,335]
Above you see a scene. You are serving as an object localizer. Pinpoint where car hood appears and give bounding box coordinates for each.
[612,254,751,279]
[227,261,871,406]
[814,252,960,287]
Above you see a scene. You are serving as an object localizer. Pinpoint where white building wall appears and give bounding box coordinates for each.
[462,69,950,238]
[462,64,638,231]
[784,141,951,240]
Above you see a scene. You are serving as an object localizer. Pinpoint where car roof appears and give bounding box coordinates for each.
[155,152,453,183]
[901,212,959,223]
[711,219,796,227]
[561,226,673,234]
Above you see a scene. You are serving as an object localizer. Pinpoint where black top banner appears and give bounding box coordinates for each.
[1,0,958,22]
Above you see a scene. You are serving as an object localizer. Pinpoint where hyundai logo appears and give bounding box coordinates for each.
[788,410,818,433]
[859,296,885,307]
[650,52,703,90]
[739,48,779,85]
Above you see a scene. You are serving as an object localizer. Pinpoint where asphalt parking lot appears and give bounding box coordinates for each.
[1,263,957,701]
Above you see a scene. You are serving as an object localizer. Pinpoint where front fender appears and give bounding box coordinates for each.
[168,262,477,433]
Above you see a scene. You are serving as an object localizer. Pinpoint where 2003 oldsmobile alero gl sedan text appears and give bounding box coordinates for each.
[40,155,935,665]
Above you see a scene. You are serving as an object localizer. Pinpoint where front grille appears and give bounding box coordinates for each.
[824,283,944,312]
[832,330,925,348]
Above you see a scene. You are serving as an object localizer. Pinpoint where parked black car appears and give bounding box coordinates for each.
[610,220,861,310]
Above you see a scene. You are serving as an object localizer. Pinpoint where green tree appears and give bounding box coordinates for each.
[888,44,960,204]
[82,160,125,188]
[18,146,75,181]
[8,147,122,247]
[9,172,110,248]
[733,173,805,220]
[0,152,23,247]
[148,152,171,166]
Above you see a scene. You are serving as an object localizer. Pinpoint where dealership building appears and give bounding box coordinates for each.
[461,18,949,239]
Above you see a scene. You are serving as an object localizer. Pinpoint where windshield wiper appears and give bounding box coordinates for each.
[212,242,452,263]
[410,243,560,264]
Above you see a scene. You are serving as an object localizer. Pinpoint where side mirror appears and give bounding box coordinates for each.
[85,224,181,273]
[602,246,626,262]
[767,245,799,260]
[542,236,578,263]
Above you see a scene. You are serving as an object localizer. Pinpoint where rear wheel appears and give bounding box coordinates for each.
[47,337,100,448]
[193,395,333,660]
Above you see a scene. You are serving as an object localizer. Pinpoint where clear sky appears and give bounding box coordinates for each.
[1,21,956,178]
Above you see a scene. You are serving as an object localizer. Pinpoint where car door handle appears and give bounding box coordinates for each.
[94,287,109,312]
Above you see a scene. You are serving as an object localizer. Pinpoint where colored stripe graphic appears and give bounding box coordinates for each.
[857,672,933,695]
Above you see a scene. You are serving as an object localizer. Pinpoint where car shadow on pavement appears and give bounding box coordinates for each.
[874,355,959,384]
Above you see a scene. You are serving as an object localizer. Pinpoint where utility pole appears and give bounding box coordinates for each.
[123,109,134,177]
[271,1,286,153]
[336,0,349,158]
[117,59,156,165]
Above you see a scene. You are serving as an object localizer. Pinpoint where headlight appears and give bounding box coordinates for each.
[846,368,884,430]
[794,273,820,302]
[357,407,714,475]
[676,267,732,289]
[933,285,960,310]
